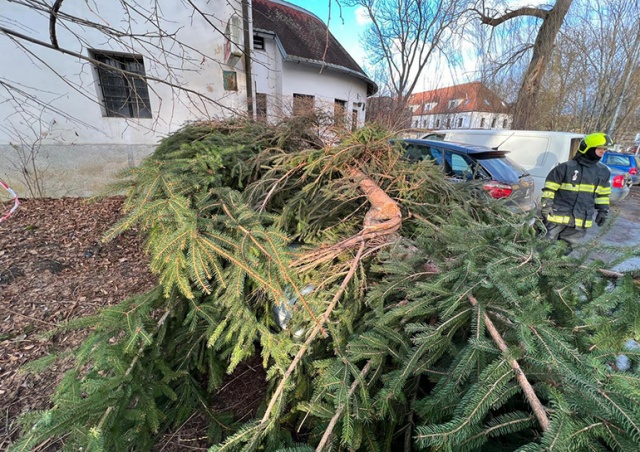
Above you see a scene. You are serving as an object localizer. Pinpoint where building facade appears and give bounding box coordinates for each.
[408,82,511,132]
[0,0,375,197]
[251,0,375,129]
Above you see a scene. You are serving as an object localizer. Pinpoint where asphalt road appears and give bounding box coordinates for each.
[582,185,640,271]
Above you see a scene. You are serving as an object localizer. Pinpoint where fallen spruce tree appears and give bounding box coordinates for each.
[13,118,640,451]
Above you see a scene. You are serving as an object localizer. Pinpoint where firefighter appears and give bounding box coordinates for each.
[540,132,613,247]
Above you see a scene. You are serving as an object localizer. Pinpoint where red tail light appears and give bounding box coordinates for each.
[612,174,625,188]
[629,168,637,175]
[483,181,513,199]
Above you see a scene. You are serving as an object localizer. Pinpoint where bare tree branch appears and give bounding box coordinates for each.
[49,0,63,48]
[475,0,573,129]
[475,6,548,26]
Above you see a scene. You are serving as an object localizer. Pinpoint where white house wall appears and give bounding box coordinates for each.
[412,112,511,131]
[281,63,368,127]
[252,32,282,114]
[0,0,245,197]
[1,1,372,198]
[252,36,368,127]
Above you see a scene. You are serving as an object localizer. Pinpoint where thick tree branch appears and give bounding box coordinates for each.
[49,0,63,48]
[468,294,550,431]
[350,168,402,234]
[292,168,402,270]
[476,6,548,27]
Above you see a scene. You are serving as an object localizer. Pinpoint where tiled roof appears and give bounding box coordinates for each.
[409,82,509,115]
[252,0,376,94]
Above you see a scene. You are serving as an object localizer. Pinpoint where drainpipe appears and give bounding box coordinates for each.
[241,0,254,118]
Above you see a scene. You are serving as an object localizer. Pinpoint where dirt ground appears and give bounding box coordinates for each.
[2,188,640,450]
[0,197,266,451]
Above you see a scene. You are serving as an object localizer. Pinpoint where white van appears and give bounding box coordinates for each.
[423,130,585,200]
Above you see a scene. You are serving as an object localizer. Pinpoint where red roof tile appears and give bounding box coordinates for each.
[252,0,376,93]
[409,82,509,115]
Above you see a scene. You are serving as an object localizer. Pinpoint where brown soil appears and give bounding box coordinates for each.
[0,197,266,451]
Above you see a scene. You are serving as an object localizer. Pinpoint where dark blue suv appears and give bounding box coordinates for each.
[602,151,640,185]
[396,139,536,213]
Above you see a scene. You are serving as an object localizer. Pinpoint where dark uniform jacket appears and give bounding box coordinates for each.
[541,154,611,228]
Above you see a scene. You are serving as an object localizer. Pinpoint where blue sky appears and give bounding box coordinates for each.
[282,0,549,91]
[284,0,368,67]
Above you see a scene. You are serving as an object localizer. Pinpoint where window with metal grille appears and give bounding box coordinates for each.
[92,51,152,118]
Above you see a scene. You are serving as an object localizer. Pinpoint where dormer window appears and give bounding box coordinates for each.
[253,35,265,50]
[448,99,462,109]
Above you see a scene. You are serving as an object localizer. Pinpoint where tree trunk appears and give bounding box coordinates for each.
[511,0,573,129]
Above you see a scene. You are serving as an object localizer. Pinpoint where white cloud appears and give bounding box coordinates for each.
[505,0,550,8]
[483,0,549,12]
[354,6,372,26]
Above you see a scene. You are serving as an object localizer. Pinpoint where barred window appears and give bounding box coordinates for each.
[92,51,152,118]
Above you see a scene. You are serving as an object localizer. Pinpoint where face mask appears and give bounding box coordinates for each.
[584,147,601,161]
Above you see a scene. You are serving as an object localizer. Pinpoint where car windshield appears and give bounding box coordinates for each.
[475,156,526,184]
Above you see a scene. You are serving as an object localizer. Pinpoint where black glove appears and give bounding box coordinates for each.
[541,202,553,219]
[595,210,608,227]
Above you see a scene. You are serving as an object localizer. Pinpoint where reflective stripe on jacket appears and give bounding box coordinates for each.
[541,155,610,228]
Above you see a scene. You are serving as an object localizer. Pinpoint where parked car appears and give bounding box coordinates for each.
[602,151,640,185]
[608,167,632,204]
[396,139,536,212]
[422,129,584,200]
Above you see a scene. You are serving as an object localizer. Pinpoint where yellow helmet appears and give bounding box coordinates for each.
[578,132,614,154]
